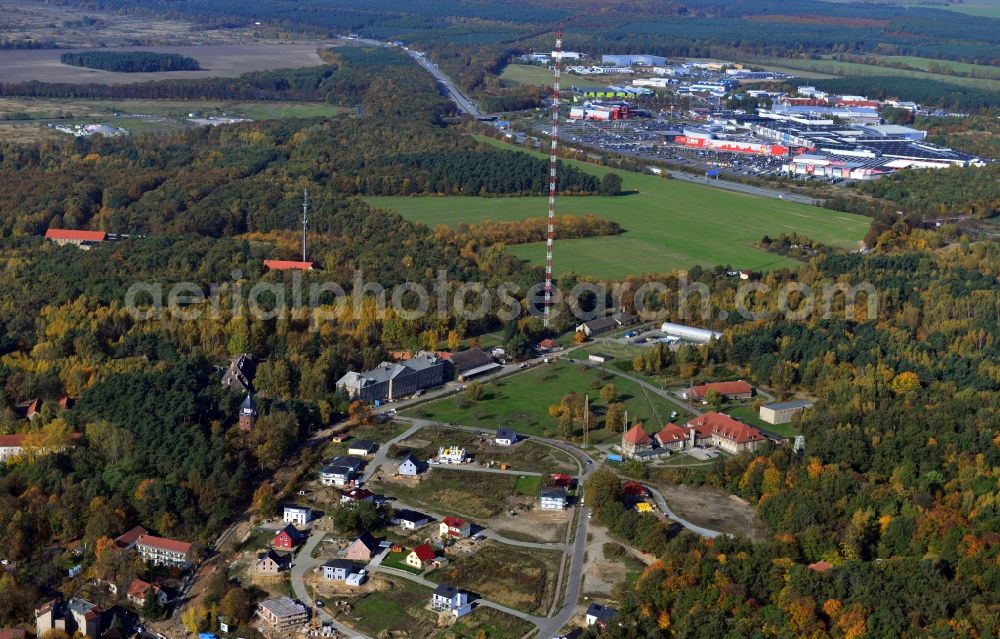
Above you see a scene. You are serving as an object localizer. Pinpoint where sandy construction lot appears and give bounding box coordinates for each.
[0,44,326,84]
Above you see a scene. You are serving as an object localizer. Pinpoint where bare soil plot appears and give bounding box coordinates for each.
[489,507,571,543]
[653,481,768,542]
[580,524,653,600]
[0,44,325,84]
[1,0,304,48]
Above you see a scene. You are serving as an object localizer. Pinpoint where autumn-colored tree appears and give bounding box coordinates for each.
[255,359,293,399]
[348,400,372,425]
[252,483,277,517]
[466,381,484,401]
[889,371,921,395]
[704,389,723,410]
[181,605,210,633]
[599,383,619,404]
[605,402,625,432]
[574,329,587,344]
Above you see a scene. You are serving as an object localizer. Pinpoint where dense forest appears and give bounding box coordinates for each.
[56,0,1000,65]
[59,51,202,72]
[791,76,1000,111]
[860,164,1000,220]
[571,239,1000,639]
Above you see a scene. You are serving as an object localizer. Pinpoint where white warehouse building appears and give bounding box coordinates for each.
[659,322,722,344]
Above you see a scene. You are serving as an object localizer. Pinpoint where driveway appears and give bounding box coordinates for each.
[289,530,374,639]
[643,484,723,538]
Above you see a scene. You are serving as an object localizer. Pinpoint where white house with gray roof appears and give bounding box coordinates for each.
[319,455,365,486]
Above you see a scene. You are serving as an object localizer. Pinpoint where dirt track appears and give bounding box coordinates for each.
[654,482,768,542]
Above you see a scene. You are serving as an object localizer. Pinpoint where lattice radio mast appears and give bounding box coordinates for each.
[302,189,309,262]
[543,31,562,328]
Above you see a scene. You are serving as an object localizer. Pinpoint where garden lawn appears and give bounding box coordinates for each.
[344,577,436,636]
[380,550,423,574]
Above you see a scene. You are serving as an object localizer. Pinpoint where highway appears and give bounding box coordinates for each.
[405,49,482,118]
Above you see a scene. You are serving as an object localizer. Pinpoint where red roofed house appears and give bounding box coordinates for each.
[44,228,107,249]
[0,430,82,463]
[683,380,754,403]
[273,524,305,550]
[439,516,470,539]
[808,560,834,573]
[550,473,574,488]
[538,338,560,351]
[340,488,375,505]
[126,579,168,606]
[0,434,27,464]
[405,543,436,570]
[686,412,766,455]
[263,260,315,271]
[15,399,41,420]
[135,534,192,568]
[621,423,653,458]
[655,423,692,451]
[35,598,101,639]
[114,525,148,549]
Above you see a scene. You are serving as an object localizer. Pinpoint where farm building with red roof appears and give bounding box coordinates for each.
[263,260,315,271]
[44,228,107,249]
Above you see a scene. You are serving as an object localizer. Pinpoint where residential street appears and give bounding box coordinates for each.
[289,530,374,639]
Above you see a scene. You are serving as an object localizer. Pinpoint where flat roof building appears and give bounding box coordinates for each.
[257,597,309,631]
[759,399,813,424]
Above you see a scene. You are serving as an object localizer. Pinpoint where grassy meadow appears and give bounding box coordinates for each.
[366,138,870,279]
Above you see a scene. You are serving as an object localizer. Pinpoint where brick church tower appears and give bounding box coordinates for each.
[239,393,257,431]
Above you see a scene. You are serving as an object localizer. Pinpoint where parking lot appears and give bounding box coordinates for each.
[557,118,789,178]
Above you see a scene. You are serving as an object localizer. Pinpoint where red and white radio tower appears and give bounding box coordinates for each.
[543,31,562,328]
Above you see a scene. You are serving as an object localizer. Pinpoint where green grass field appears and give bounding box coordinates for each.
[500,63,615,89]
[880,55,1000,79]
[756,57,1000,91]
[940,0,1000,17]
[514,475,543,497]
[366,138,870,279]
[380,550,424,574]
[407,360,687,442]
[343,577,436,635]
